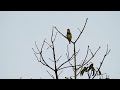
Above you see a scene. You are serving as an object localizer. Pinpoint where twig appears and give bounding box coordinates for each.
[58,70,63,76]
[46,70,55,79]
[44,40,53,49]
[58,49,80,70]
[75,18,88,43]
[56,55,62,62]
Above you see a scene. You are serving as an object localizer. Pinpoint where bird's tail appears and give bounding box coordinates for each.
[69,41,71,44]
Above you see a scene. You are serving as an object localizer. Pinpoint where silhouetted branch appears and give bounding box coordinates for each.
[83,46,101,66]
[58,70,63,76]
[56,55,62,62]
[58,49,80,70]
[44,40,53,49]
[51,29,58,79]
[92,45,111,79]
[75,18,88,43]
[76,46,101,77]
[47,70,55,79]
[54,26,74,44]
[32,41,54,71]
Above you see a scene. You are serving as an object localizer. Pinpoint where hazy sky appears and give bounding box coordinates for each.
[0,11,120,79]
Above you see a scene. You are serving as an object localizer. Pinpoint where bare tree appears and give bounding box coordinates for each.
[32,18,111,79]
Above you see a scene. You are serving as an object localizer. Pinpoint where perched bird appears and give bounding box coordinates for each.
[67,29,72,44]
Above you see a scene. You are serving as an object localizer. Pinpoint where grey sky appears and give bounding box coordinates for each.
[0,11,120,79]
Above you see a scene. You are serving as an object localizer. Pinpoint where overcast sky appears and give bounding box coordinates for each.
[0,11,120,79]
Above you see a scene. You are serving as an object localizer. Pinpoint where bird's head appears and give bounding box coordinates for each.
[67,29,70,32]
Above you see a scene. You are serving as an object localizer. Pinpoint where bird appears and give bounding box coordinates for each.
[66,29,72,44]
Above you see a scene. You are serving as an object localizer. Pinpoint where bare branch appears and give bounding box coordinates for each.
[58,70,63,76]
[33,41,55,71]
[44,40,53,49]
[46,70,55,79]
[58,49,80,70]
[56,55,62,62]
[75,18,88,43]
[32,48,39,54]
[58,64,82,71]
[89,48,94,56]
[83,46,101,66]
[54,26,67,39]
[76,46,101,76]
[84,46,89,62]
[40,50,55,71]
[92,45,111,79]
[54,26,74,44]
[34,53,40,62]
[49,58,54,62]
[35,41,41,54]
[53,32,58,42]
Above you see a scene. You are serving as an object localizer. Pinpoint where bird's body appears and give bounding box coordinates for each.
[67,29,72,44]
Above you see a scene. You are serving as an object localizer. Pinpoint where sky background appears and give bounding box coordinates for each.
[0,11,120,79]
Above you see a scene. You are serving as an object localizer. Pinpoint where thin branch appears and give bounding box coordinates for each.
[58,49,80,70]
[40,53,55,71]
[54,26,74,44]
[75,18,88,43]
[56,55,62,62]
[92,45,111,79]
[53,32,58,42]
[58,64,82,71]
[84,45,89,62]
[44,40,53,49]
[32,48,39,54]
[49,58,54,62]
[89,48,94,56]
[58,70,63,76]
[34,53,40,62]
[54,26,67,39]
[83,46,101,66]
[76,46,101,76]
[46,70,55,79]
[35,41,41,54]
[33,41,55,71]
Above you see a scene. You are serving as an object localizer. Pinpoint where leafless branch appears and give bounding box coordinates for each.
[92,45,111,79]
[32,41,55,71]
[49,58,54,62]
[58,49,80,70]
[44,40,53,49]
[75,18,88,43]
[89,47,94,56]
[58,64,82,71]
[56,55,62,62]
[83,46,101,66]
[76,46,101,76]
[54,26,74,44]
[46,70,55,79]
[53,32,58,42]
[51,28,59,79]
[58,70,63,76]
[32,48,39,54]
